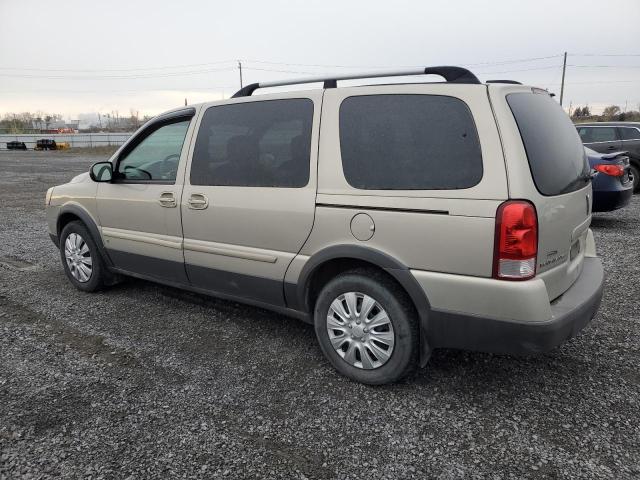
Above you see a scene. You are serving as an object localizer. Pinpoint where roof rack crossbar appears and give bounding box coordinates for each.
[231,66,480,98]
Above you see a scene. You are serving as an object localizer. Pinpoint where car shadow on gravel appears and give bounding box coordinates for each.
[590,215,634,229]
[103,277,600,397]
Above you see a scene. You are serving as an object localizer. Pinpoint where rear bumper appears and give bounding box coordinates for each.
[592,188,633,212]
[424,257,604,355]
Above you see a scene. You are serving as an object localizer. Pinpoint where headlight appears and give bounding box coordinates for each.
[45,187,54,206]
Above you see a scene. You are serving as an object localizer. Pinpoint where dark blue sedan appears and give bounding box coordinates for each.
[586,147,633,212]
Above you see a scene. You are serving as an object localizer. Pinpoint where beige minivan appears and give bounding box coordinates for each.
[46,66,604,384]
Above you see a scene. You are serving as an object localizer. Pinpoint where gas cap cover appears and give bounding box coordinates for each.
[350,213,375,241]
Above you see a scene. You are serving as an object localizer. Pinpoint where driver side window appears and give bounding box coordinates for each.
[117,120,190,182]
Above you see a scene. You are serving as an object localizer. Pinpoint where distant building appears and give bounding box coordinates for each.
[31,119,79,133]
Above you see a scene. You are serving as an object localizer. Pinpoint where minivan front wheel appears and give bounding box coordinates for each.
[59,221,107,292]
[314,270,419,384]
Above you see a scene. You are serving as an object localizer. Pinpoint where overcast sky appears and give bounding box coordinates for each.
[1,0,639,122]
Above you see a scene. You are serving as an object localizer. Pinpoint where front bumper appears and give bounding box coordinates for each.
[425,257,604,355]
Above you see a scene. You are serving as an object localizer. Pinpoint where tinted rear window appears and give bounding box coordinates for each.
[339,95,483,190]
[507,92,589,196]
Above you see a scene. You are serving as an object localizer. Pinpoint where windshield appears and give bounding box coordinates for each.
[507,92,589,196]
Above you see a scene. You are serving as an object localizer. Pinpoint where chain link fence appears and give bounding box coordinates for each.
[0,133,133,150]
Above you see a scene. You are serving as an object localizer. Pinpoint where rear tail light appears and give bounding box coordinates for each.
[493,200,538,280]
[594,164,624,177]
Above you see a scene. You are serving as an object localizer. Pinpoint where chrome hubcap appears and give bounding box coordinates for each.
[64,233,93,283]
[326,292,395,370]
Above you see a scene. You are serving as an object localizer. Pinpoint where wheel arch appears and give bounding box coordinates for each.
[290,245,432,366]
[57,204,113,267]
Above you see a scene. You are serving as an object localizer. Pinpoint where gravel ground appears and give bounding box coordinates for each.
[0,150,638,479]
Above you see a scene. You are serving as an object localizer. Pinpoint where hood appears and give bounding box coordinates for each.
[69,171,91,184]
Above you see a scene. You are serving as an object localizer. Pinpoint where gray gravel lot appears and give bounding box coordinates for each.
[0,150,638,479]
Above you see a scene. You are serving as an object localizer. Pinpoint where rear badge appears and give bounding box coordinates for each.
[539,251,567,270]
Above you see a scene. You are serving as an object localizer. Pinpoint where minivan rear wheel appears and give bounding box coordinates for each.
[314,270,419,384]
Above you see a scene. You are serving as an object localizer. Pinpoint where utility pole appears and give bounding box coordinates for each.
[559,51,567,106]
[238,60,243,88]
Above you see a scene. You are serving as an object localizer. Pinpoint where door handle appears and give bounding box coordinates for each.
[158,191,177,208]
[188,193,209,210]
[606,145,616,150]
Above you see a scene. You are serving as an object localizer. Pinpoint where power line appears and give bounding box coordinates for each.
[571,53,640,57]
[567,64,640,68]
[541,79,640,86]
[1,78,636,95]
[244,67,318,75]
[246,64,568,77]
[0,60,236,73]
[0,67,236,80]
[248,55,566,69]
[0,86,235,94]
[0,55,564,75]
[474,65,564,74]
[462,55,563,67]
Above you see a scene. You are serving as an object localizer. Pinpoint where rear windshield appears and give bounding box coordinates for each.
[507,92,589,196]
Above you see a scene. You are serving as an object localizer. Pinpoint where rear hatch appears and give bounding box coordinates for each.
[493,87,592,301]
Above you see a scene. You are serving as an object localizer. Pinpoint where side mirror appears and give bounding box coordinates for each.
[90,161,113,182]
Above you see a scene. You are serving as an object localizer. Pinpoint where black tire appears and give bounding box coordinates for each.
[314,269,419,385]
[630,162,639,193]
[59,221,108,292]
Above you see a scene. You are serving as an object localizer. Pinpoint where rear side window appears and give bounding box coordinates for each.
[620,127,640,140]
[191,99,313,187]
[339,95,483,190]
[507,93,589,196]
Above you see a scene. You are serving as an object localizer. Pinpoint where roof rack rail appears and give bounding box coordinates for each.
[231,66,481,98]
[486,79,522,85]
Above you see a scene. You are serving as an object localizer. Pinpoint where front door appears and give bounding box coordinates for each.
[181,93,321,306]
[96,109,196,283]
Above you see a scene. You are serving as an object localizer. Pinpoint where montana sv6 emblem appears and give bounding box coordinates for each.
[539,251,567,269]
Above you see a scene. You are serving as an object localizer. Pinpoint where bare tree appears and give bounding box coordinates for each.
[602,105,621,119]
